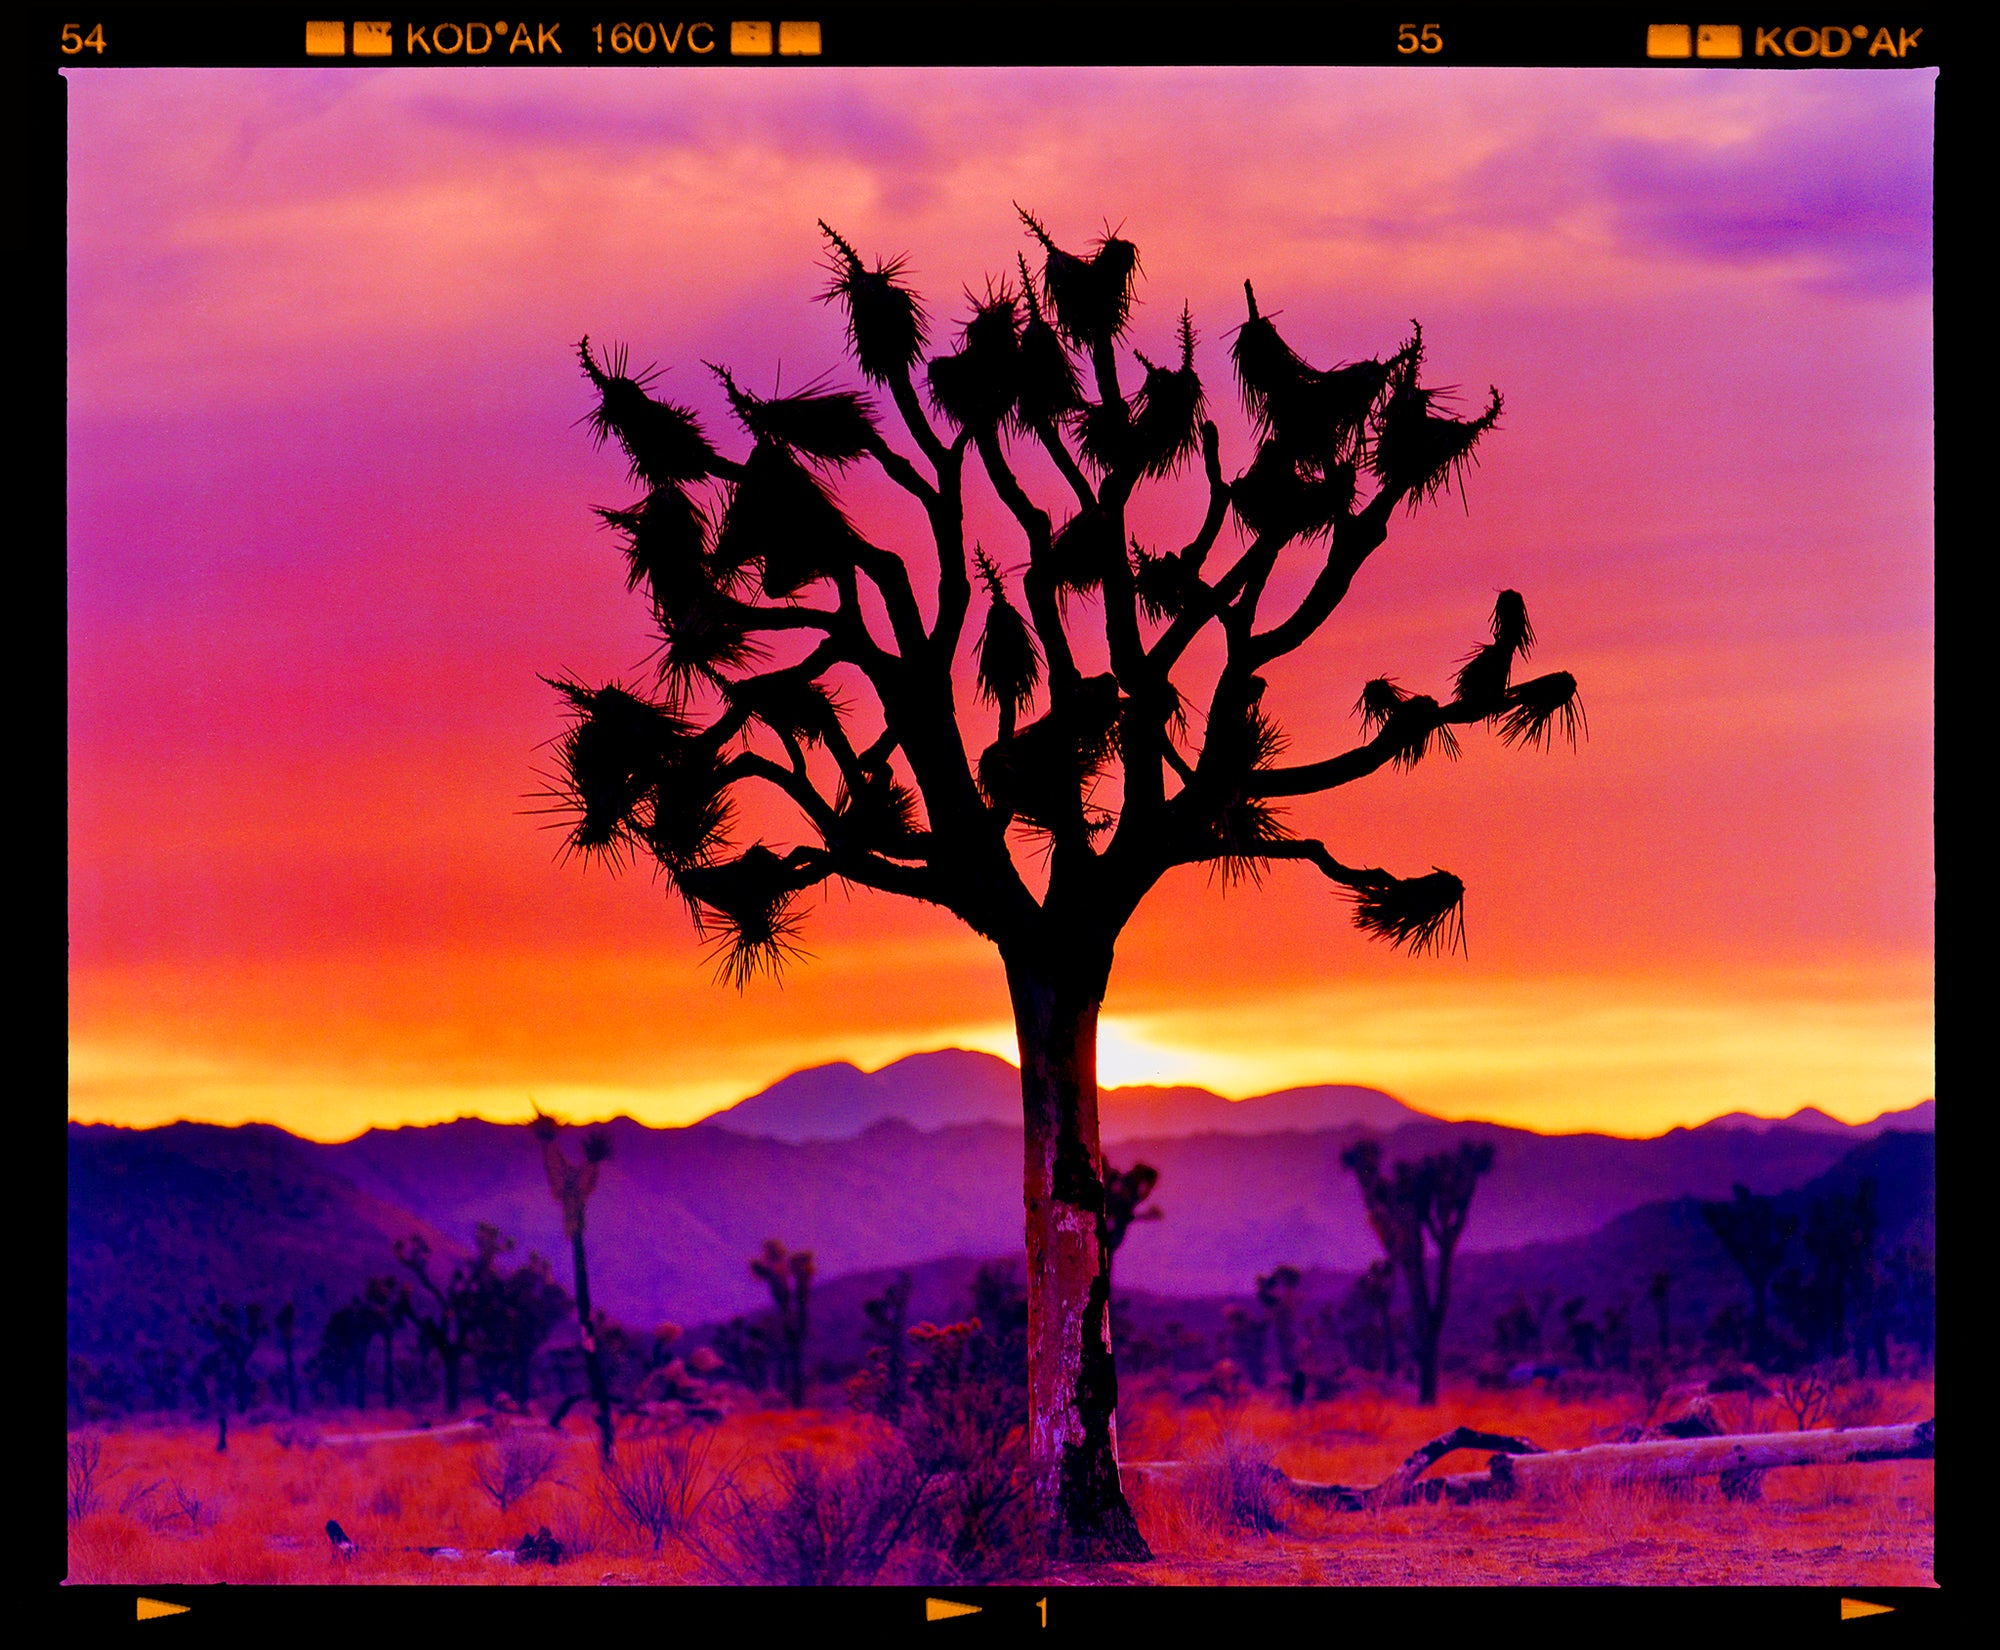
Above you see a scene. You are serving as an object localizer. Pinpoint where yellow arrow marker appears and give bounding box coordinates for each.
[926,1598,983,1621]
[1840,1598,1895,1620]
[137,1598,190,1620]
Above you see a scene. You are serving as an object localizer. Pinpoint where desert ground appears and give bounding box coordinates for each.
[65,1376,1934,1588]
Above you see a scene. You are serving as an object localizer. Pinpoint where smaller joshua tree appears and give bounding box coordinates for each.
[395,1228,505,1415]
[1101,1160,1162,1296]
[1701,1185,1797,1370]
[1341,1138,1493,1404]
[1256,1264,1304,1393]
[533,1112,617,1459]
[856,1271,914,1424]
[752,1240,816,1409]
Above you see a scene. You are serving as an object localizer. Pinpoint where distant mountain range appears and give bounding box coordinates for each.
[694,1048,1928,1145]
[67,1050,1932,1358]
[693,1048,1425,1142]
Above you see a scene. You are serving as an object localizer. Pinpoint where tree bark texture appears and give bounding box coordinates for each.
[1009,962,1151,1562]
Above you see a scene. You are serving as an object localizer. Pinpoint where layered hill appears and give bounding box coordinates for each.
[692,1047,1425,1142]
[67,1122,461,1364]
[70,1059,1931,1345]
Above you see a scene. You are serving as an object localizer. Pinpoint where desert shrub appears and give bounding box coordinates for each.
[162,1480,219,1531]
[472,1430,561,1510]
[549,1492,615,1557]
[1185,1428,1286,1535]
[602,1426,730,1552]
[67,1434,107,1521]
[1776,1363,1838,1430]
[705,1444,937,1585]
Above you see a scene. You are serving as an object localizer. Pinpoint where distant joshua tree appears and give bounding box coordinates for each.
[751,1240,816,1408]
[858,1270,914,1424]
[1647,1270,1672,1356]
[1256,1264,1304,1389]
[274,1301,299,1414]
[532,1112,618,1460]
[1341,1138,1494,1404]
[1101,1159,1161,1295]
[1345,1258,1398,1376]
[545,211,1583,1554]
[1701,1184,1798,1368]
[395,1227,506,1415]
[362,1276,411,1409]
[194,1301,267,1416]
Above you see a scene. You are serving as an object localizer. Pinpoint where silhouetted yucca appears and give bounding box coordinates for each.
[1009,253,1084,431]
[978,676,1123,833]
[1231,282,1390,467]
[1203,796,1295,890]
[1498,671,1587,749]
[546,679,690,856]
[551,213,1587,1560]
[1349,868,1467,956]
[724,669,845,748]
[1371,329,1503,507]
[712,365,879,466]
[595,483,708,604]
[1127,308,1207,480]
[678,845,811,987]
[829,769,923,853]
[1019,206,1140,351]
[643,763,734,882]
[972,551,1042,718]
[1454,589,1537,707]
[817,222,928,383]
[1131,545,1187,621]
[1354,675,1411,734]
[927,287,1023,432]
[1379,695,1461,768]
[578,338,718,486]
[1046,507,1121,596]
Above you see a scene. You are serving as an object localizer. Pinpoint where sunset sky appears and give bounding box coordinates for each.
[66,65,1934,1142]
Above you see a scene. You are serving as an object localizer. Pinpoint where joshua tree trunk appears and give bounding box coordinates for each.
[571,1229,617,1462]
[440,1344,463,1415]
[1399,1252,1440,1405]
[1009,957,1150,1563]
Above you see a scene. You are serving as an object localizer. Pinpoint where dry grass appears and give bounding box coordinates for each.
[65,1377,1934,1587]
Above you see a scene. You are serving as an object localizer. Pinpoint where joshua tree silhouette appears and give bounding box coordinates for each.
[546,210,1583,1556]
[1101,1158,1161,1296]
[1701,1183,1798,1369]
[750,1239,816,1409]
[532,1112,617,1459]
[1342,1138,1495,1405]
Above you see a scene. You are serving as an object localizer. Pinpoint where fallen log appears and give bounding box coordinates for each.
[1127,1417,1934,1511]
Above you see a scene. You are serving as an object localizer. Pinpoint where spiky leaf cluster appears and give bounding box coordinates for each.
[677,844,812,988]
[817,222,928,384]
[579,338,720,487]
[1371,327,1503,509]
[546,678,733,881]
[927,286,1025,432]
[1348,869,1467,956]
[713,366,879,465]
[973,550,1042,717]
[1019,207,1139,352]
